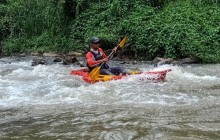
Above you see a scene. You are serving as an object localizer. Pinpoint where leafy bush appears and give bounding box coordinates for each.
[1,0,220,63]
[119,0,220,62]
[1,0,67,54]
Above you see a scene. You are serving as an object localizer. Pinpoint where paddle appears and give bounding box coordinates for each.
[89,35,127,81]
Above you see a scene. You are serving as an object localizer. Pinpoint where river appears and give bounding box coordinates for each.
[0,56,220,140]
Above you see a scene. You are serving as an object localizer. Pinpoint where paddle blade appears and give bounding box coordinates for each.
[89,67,101,81]
[119,35,127,48]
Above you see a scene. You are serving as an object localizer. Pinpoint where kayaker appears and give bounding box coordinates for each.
[86,36,128,75]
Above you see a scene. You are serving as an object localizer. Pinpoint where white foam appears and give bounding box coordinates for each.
[0,61,219,109]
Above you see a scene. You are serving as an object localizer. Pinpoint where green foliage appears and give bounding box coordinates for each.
[2,32,67,55]
[0,2,11,40]
[1,0,220,63]
[119,0,220,62]
[8,0,65,37]
[1,0,67,55]
[167,0,220,63]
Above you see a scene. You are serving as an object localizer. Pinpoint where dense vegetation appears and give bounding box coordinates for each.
[1,0,220,63]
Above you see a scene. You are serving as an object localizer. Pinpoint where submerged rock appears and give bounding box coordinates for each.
[0,69,14,76]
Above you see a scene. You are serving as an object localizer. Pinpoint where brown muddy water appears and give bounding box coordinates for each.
[0,56,220,140]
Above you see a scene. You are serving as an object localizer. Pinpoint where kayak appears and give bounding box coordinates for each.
[70,67,171,83]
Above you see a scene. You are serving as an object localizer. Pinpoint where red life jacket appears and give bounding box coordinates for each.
[87,50,109,72]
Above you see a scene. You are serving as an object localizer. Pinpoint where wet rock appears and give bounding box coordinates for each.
[43,53,60,57]
[19,53,26,57]
[179,57,197,64]
[67,51,83,57]
[31,59,46,66]
[30,55,85,67]
[153,57,198,66]
[53,58,62,63]
[153,57,173,66]
[170,60,181,65]
[30,52,42,56]
[63,56,79,65]
[120,61,127,64]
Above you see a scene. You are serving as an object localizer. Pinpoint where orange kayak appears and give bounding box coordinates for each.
[70,67,171,83]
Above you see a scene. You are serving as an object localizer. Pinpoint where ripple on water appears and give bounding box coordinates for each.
[0,58,220,139]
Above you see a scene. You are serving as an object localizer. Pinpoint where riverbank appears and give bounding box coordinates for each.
[0,51,199,68]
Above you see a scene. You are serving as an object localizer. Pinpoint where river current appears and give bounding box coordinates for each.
[0,56,220,140]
